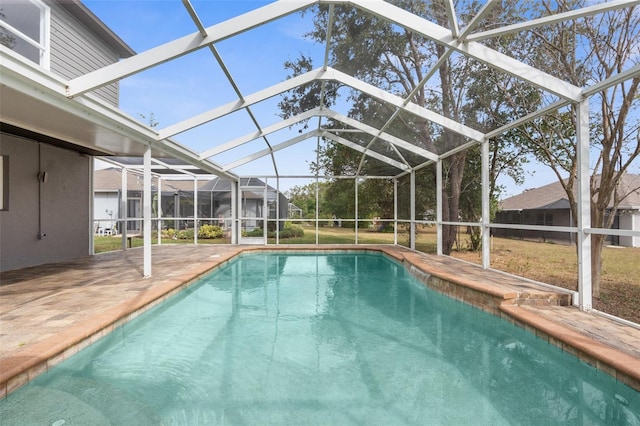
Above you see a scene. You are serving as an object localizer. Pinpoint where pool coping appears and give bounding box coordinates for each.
[1,245,639,397]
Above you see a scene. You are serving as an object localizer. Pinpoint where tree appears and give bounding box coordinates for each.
[278,1,536,253]
[515,1,640,297]
[286,182,337,219]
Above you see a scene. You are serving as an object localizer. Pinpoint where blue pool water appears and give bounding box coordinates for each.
[1,252,639,425]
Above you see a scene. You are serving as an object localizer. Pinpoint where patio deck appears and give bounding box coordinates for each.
[1,244,639,398]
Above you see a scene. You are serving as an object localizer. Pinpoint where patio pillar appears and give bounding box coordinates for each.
[577,99,592,310]
[436,160,443,255]
[143,146,152,277]
[481,138,490,269]
[410,171,415,250]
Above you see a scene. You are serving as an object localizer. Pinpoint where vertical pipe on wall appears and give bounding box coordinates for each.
[37,143,44,241]
[481,139,490,269]
[436,160,443,256]
[577,99,592,310]
[143,147,152,277]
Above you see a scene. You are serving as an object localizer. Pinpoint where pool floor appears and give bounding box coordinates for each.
[1,251,639,425]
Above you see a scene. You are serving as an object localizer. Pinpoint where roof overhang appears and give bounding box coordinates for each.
[0,46,238,180]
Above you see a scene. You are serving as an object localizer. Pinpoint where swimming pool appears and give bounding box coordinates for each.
[1,252,638,425]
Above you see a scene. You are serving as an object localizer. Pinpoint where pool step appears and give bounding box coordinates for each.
[400,252,573,314]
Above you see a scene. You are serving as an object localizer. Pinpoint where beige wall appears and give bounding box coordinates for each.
[0,133,90,271]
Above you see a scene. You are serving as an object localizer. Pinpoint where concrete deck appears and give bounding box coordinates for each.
[1,244,639,398]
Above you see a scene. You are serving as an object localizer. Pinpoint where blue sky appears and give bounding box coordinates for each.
[85,0,326,181]
[83,0,580,197]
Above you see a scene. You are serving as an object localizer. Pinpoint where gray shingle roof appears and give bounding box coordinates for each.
[499,174,640,211]
[94,168,209,192]
[94,170,276,194]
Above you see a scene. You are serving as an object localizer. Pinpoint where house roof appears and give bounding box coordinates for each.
[94,168,208,192]
[94,169,278,195]
[199,177,277,192]
[499,174,640,211]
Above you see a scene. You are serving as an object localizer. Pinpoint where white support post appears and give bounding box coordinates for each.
[231,180,239,244]
[410,171,416,250]
[121,167,128,250]
[315,177,319,245]
[194,178,198,245]
[89,159,95,255]
[157,177,162,245]
[355,179,359,244]
[263,180,268,243]
[275,177,280,245]
[577,99,592,310]
[436,160,443,255]
[481,139,491,269]
[143,147,152,277]
[394,178,398,245]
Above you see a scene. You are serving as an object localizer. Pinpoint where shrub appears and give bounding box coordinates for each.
[198,224,223,239]
[165,228,177,239]
[244,228,265,237]
[281,222,304,238]
[176,229,194,240]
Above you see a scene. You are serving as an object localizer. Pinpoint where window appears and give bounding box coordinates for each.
[0,0,50,68]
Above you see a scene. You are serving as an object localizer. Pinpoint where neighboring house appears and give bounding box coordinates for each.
[0,0,134,271]
[199,177,289,232]
[93,168,200,233]
[495,174,640,247]
[288,203,303,218]
[93,169,289,234]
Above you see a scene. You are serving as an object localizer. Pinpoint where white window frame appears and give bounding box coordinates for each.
[0,0,50,69]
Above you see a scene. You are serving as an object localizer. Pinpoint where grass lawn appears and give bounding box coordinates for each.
[94,226,639,323]
[93,235,229,252]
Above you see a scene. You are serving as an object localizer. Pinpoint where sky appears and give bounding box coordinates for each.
[85,0,325,184]
[81,0,605,198]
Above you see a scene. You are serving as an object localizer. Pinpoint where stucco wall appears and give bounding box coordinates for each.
[0,133,90,271]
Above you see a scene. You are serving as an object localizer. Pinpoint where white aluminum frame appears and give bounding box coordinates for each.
[2,0,639,315]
